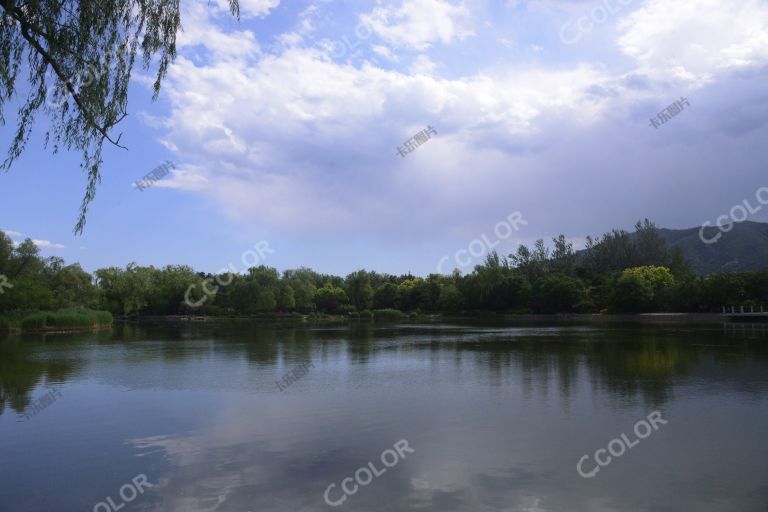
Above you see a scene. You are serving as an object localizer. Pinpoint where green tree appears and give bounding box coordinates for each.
[277,281,296,312]
[536,274,584,313]
[48,263,98,309]
[373,282,398,310]
[610,272,654,313]
[345,270,374,311]
[437,284,463,313]
[283,268,317,312]
[550,234,576,275]
[146,265,198,315]
[314,284,348,314]
[634,219,668,267]
[95,264,153,316]
[0,238,52,311]
[611,266,675,312]
[702,272,746,309]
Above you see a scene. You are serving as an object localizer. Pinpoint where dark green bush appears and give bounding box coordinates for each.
[373,308,407,321]
[0,316,10,331]
[21,312,48,329]
[21,309,113,330]
[94,310,114,325]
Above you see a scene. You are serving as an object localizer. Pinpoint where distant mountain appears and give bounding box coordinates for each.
[660,221,768,275]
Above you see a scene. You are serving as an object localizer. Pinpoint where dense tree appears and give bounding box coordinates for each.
[611,272,654,313]
[373,282,398,309]
[437,283,463,313]
[283,268,318,312]
[47,263,98,309]
[550,235,576,275]
[536,274,584,313]
[345,270,374,311]
[314,284,348,314]
[1,220,766,319]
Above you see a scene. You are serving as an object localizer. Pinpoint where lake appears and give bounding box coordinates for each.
[1,321,768,511]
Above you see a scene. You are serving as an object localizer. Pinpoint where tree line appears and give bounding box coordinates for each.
[1,220,766,319]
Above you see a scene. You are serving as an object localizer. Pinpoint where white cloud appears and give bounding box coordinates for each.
[32,240,66,250]
[618,0,768,84]
[142,0,768,253]
[409,55,438,75]
[373,44,399,62]
[212,0,279,18]
[361,0,474,50]
[177,2,261,61]
[157,37,622,235]
[3,230,67,251]
[239,0,280,18]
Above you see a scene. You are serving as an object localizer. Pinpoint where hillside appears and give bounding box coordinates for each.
[660,221,768,275]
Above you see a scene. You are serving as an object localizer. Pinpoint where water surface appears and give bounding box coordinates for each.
[1,321,767,511]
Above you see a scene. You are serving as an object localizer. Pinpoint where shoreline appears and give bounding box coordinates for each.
[2,324,114,336]
[4,313,765,337]
[117,312,767,325]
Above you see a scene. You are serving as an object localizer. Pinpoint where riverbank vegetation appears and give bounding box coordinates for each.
[1,308,113,333]
[1,221,766,321]
[18,308,113,331]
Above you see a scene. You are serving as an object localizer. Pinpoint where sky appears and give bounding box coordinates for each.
[2,0,768,276]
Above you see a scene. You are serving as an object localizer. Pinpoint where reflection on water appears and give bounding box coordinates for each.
[1,321,768,511]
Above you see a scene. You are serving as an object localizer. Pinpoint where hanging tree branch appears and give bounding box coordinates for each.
[0,0,240,234]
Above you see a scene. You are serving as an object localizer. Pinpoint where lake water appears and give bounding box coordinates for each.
[1,321,768,512]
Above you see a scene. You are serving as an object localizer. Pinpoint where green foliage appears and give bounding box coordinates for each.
[611,266,675,312]
[345,270,374,311]
[373,282,398,309]
[702,273,747,308]
[20,308,113,330]
[373,309,407,321]
[611,273,654,312]
[536,274,585,313]
[622,266,675,292]
[314,284,349,314]
[277,282,296,311]
[0,316,9,331]
[0,219,764,320]
[21,312,48,329]
[437,284,463,313]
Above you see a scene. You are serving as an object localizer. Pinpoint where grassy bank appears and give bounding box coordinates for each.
[0,308,114,334]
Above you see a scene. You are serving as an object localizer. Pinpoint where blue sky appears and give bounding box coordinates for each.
[2,0,768,276]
